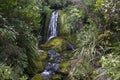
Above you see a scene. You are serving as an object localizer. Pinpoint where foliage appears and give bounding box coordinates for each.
[68,23,103,80]
[96,53,120,80]
[19,75,28,80]
[69,61,93,80]
[95,0,120,31]
[0,0,41,38]
[42,0,67,9]
[0,63,28,80]
[68,0,120,80]
[0,0,43,79]
[61,5,85,34]
[0,0,120,79]
[76,23,102,60]
[0,63,13,80]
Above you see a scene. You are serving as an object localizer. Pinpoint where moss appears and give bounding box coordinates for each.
[34,61,45,72]
[58,10,63,35]
[58,10,66,36]
[40,37,69,52]
[26,59,45,74]
[58,11,77,45]
[39,51,48,61]
[59,62,70,74]
[43,11,52,41]
[31,74,43,80]
[51,75,62,80]
[60,50,74,61]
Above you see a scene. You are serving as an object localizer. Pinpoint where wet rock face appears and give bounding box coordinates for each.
[48,49,60,59]
[31,49,72,80]
[40,49,72,80]
[41,49,61,80]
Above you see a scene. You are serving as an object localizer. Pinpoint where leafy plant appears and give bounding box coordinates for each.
[68,22,105,80]
[46,0,67,9]
[0,63,13,80]
[0,0,43,78]
[95,53,120,80]
[76,23,103,60]
[69,60,93,80]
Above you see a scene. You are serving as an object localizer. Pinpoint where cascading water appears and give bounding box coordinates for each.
[47,11,58,41]
[41,11,60,80]
[41,11,75,80]
[41,49,61,80]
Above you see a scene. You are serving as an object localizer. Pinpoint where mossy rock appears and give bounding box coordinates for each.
[60,50,74,61]
[58,10,69,37]
[27,59,45,74]
[59,62,70,74]
[51,75,62,80]
[40,37,70,52]
[34,61,45,73]
[39,51,48,61]
[31,74,43,80]
[26,58,45,74]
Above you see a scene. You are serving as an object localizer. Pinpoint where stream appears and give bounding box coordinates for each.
[41,10,74,80]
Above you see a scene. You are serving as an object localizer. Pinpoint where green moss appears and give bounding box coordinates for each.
[58,11,77,45]
[40,37,68,52]
[60,50,74,61]
[31,74,43,80]
[34,61,45,72]
[51,75,62,80]
[26,59,45,74]
[59,62,70,74]
[43,11,52,41]
[39,51,48,61]
[58,10,66,36]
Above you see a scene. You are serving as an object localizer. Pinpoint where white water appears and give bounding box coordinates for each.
[41,10,75,80]
[47,11,58,41]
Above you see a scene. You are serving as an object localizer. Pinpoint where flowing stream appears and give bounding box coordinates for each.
[41,11,74,80]
[47,11,58,41]
[41,11,60,80]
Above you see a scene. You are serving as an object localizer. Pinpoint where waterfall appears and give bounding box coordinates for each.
[42,11,60,80]
[47,11,58,41]
[41,10,75,80]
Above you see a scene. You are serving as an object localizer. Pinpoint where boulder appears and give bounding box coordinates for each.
[39,51,48,61]
[40,37,73,52]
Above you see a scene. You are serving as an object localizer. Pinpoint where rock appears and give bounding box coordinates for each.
[34,61,45,73]
[40,37,72,52]
[39,51,48,61]
[31,74,43,80]
[47,49,60,61]
[38,50,44,53]
[41,70,52,80]
[26,59,45,74]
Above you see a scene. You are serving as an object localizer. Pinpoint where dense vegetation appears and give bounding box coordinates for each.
[0,0,120,80]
